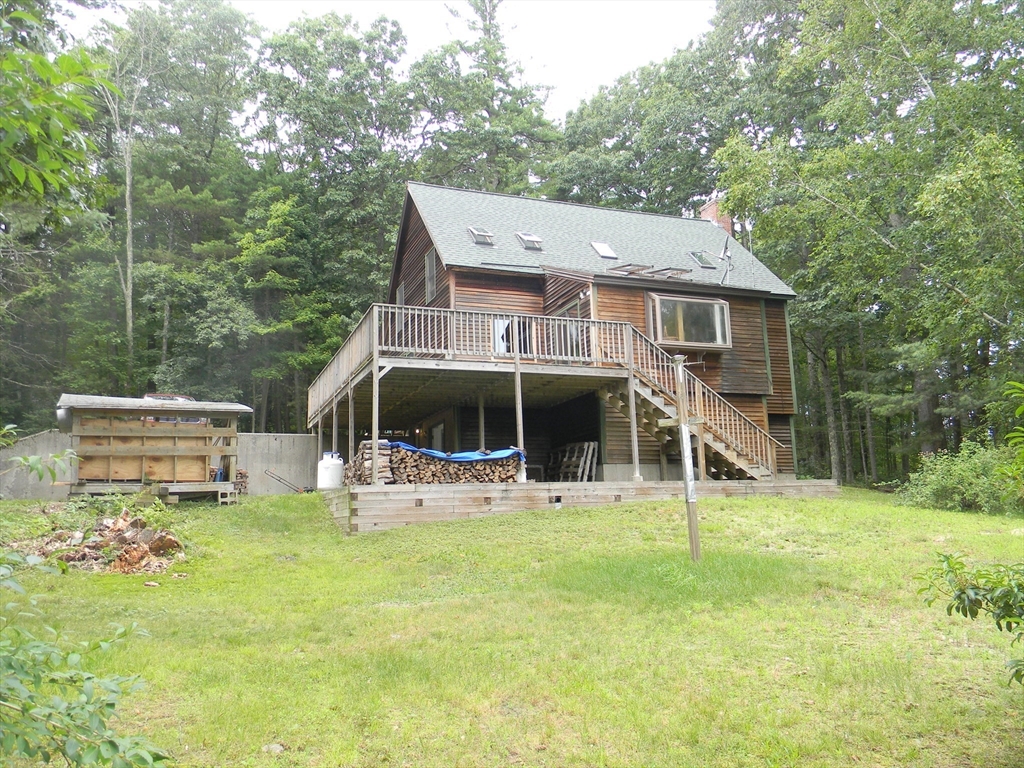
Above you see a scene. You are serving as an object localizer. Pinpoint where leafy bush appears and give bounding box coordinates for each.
[1,551,169,766]
[920,553,1024,684]
[897,442,1022,515]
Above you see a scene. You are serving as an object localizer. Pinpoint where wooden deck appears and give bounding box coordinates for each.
[307,304,782,481]
[322,479,839,533]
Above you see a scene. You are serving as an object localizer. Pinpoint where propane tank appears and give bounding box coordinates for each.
[317,452,344,490]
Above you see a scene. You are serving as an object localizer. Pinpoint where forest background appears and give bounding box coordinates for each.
[2,0,1022,485]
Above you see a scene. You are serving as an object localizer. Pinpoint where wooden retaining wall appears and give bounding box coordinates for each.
[322,479,840,533]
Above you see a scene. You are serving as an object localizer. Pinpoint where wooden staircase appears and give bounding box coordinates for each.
[600,330,781,481]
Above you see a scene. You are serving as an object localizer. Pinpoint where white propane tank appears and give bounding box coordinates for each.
[317,452,344,490]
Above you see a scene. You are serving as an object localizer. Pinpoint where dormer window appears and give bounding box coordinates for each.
[591,241,617,259]
[516,232,543,250]
[468,227,494,245]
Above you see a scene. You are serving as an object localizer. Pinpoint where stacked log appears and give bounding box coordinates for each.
[234,469,249,495]
[345,441,521,485]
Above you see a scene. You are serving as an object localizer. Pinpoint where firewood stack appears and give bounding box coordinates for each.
[345,441,522,485]
[234,469,249,495]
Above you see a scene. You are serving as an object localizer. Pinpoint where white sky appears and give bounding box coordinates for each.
[68,0,716,123]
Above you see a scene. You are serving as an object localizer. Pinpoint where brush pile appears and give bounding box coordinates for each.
[21,509,182,574]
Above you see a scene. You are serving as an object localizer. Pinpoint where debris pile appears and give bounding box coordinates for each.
[26,509,183,574]
[344,440,522,485]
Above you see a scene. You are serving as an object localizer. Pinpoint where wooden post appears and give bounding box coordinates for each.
[626,330,642,482]
[371,305,381,485]
[331,398,339,455]
[227,415,237,482]
[478,393,486,451]
[347,383,355,463]
[316,416,323,458]
[674,355,701,562]
[512,320,526,482]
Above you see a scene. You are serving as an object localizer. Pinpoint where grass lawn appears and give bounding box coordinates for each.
[2,490,1022,767]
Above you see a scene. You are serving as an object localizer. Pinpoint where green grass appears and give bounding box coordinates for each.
[2,490,1022,767]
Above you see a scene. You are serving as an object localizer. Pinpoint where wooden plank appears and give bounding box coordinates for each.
[73,424,236,437]
[74,445,237,457]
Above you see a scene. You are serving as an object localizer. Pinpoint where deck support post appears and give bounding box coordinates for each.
[347,383,355,463]
[371,305,381,485]
[316,416,323,458]
[626,330,642,482]
[674,355,701,562]
[512,320,526,482]
[331,398,339,455]
[478,393,486,451]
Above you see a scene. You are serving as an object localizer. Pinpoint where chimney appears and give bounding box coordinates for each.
[699,199,733,237]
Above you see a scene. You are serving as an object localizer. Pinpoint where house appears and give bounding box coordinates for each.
[307,182,797,485]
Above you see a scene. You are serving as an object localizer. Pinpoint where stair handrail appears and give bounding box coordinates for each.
[629,328,781,475]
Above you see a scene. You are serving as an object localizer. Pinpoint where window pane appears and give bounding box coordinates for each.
[682,301,718,344]
[660,299,681,341]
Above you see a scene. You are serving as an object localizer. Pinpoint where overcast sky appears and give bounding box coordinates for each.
[70,0,717,122]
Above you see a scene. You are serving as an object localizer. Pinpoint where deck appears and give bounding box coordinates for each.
[307,304,782,481]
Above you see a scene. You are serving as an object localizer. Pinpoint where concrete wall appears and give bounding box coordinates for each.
[0,431,318,500]
[237,433,318,495]
[0,430,74,501]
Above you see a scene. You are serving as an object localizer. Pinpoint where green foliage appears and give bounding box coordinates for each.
[0,551,170,766]
[921,553,1024,684]
[1002,381,1024,488]
[10,448,78,482]
[0,8,107,206]
[896,442,1021,515]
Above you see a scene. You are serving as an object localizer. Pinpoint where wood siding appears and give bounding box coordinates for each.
[721,393,769,431]
[392,205,450,309]
[544,275,592,318]
[720,297,770,394]
[764,300,795,414]
[603,401,662,465]
[594,284,646,330]
[453,271,544,314]
[769,415,795,474]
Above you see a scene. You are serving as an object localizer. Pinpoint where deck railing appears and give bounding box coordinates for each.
[630,329,781,474]
[307,303,780,476]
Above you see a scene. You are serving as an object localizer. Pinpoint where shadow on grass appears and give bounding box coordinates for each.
[546,549,814,609]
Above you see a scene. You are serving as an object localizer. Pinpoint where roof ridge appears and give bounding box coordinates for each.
[406,181,723,226]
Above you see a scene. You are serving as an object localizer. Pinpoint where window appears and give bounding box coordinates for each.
[651,294,730,348]
[515,232,543,250]
[424,248,436,302]
[687,250,716,269]
[591,241,617,259]
[395,282,405,306]
[468,227,494,245]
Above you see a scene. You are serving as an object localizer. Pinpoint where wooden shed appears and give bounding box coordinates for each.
[56,394,253,503]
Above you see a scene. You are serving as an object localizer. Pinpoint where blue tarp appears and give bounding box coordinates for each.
[388,442,525,463]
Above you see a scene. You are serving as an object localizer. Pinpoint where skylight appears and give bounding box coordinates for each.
[591,241,617,259]
[468,227,494,245]
[688,250,716,269]
[607,263,693,281]
[516,232,543,250]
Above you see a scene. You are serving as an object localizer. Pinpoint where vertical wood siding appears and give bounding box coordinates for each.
[769,414,795,473]
[720,297,769,394]
[721,393,769,430]
[454,271,544,314]
[602,401,662,464]
[393,205,450,309]
[594,285,646,330]
[764,300,795,414]
[543,276,592,318]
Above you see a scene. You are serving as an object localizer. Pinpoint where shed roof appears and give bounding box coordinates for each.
[405,182,795,298]
[56,394,253,414]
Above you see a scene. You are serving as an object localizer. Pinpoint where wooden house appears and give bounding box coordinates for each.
[307,183,797,485]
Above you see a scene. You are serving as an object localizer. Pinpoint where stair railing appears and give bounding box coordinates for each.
[630,329,781,475]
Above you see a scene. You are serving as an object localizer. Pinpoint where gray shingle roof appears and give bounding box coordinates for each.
[407,182,795,298]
